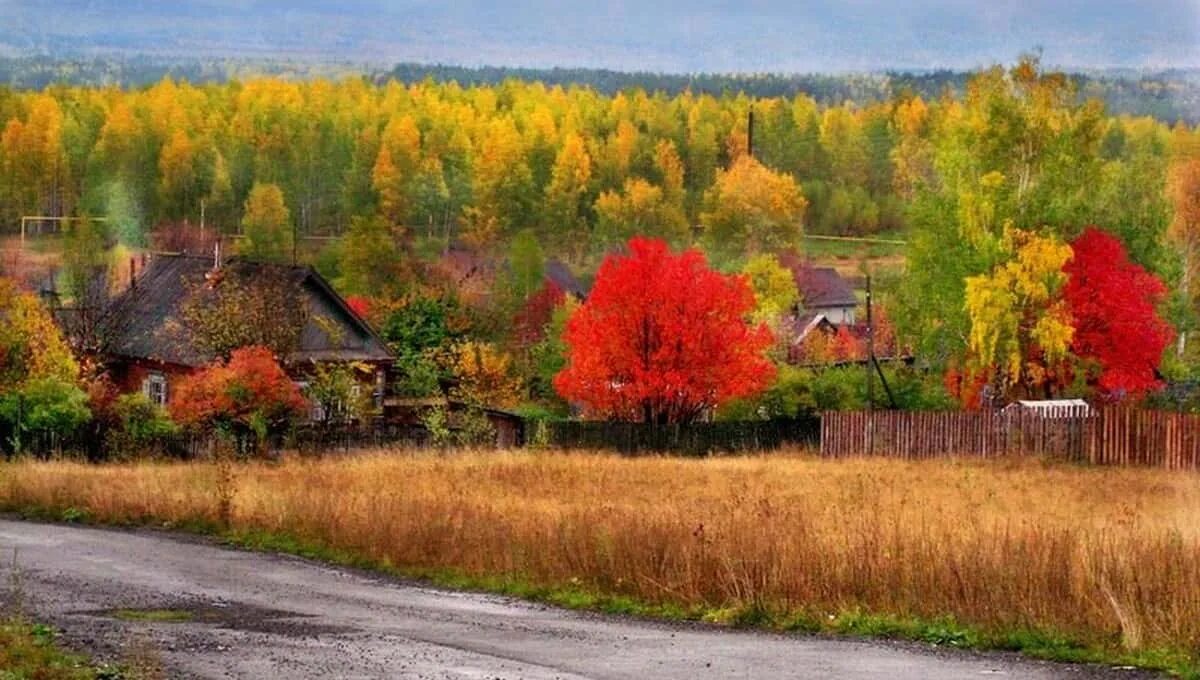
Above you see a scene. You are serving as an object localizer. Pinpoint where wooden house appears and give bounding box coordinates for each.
[791,264,858,325]
[100,253,393,411]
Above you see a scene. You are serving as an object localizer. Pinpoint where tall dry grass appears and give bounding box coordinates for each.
[2,451,1198,655]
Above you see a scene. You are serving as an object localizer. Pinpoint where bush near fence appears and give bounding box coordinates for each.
[0,424,206,461]
[539,417,821,455]
[821,407,1200,469]
[284,423,430,455]
[0,421,432,460]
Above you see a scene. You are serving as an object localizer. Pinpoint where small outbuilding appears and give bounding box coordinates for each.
[1001,399,1095,418]
[385,397,525,448]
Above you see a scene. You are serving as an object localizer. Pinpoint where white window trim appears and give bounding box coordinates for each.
[143,372,168,406]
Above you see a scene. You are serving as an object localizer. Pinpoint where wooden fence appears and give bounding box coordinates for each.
[821,408,1200,469]
[2,422,431,461]
[542,417,821,456]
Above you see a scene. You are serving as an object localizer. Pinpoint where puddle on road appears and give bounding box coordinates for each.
[82,601,353,637]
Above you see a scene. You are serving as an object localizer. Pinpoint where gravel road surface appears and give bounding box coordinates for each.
[0,520,1157,679]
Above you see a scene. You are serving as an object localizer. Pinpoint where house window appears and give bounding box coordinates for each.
[143,372,168,407]
[374,369,386,408]
[296,380,325,422]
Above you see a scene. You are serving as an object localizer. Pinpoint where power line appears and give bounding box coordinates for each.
[802,234,907,246]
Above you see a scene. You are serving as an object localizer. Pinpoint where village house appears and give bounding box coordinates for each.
[781,264,860,356]
[792,265,858,325]
[99,252,393,413]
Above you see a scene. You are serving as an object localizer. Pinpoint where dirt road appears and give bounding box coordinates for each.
[0,520,1155,679]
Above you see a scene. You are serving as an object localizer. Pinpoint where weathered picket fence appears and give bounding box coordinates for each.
[820,407,1200,469]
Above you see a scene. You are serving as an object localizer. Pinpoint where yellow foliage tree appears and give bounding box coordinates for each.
[0,278,89,449]
[964,227,1074,398]
[158,129,198,219]
[543,131,592,243]
[2,95,68,217]
[0,278,80,388]
[891,96,933,200]
[819,107,869,187]
[594,178,688,247]
[380,115,422,172]
[207,150,234,226]
[240,182,293,263]
[93,100,141,178]
[446,341,523,409]
[653,139,686,207]
[470,116,534,241]
[372,145,405,225]
[1168,158,1200,357]
[957,171,1007,252]
[742,254,799,325]
[700,155,807,256]
[372,115,422,225]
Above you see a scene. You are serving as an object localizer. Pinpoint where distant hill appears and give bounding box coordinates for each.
[0,55,1195,124]
[0,0,1195,122]
[0,1,1196,73]
[384,63,1200,123]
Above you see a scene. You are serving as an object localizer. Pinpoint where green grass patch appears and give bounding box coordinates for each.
[109,609,193,624]
[0,616,128,680]
[801,231,908,260]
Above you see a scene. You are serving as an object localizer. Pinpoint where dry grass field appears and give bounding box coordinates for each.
[2,450,1198,670]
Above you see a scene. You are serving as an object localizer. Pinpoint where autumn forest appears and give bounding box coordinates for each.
[2,55,1200,428]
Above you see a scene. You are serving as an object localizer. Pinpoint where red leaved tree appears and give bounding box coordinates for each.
[1064,228,1173,399]
[513,280,566,349]
[943,362,991,409]
[171,346,307,449]
[345,295,373,321]
[554,237,775,423]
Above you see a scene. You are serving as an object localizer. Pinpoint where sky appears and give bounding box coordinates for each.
[0,0,1196,72]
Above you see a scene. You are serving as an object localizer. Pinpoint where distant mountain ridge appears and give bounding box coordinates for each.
[0,1,1196,73]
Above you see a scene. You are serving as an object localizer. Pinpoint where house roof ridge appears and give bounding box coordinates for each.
[101,251,394,367]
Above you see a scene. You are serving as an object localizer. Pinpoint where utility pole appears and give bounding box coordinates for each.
[293,205,302,266]
[865,274,874,411]
[865,275,876,456]
[864,273,898,414]
[747,106,755,159]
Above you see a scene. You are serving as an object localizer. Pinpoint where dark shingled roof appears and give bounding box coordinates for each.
[792,265,857,309]
[103,254,392,368]
[544,259,588,299]
[783,311,836,345]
